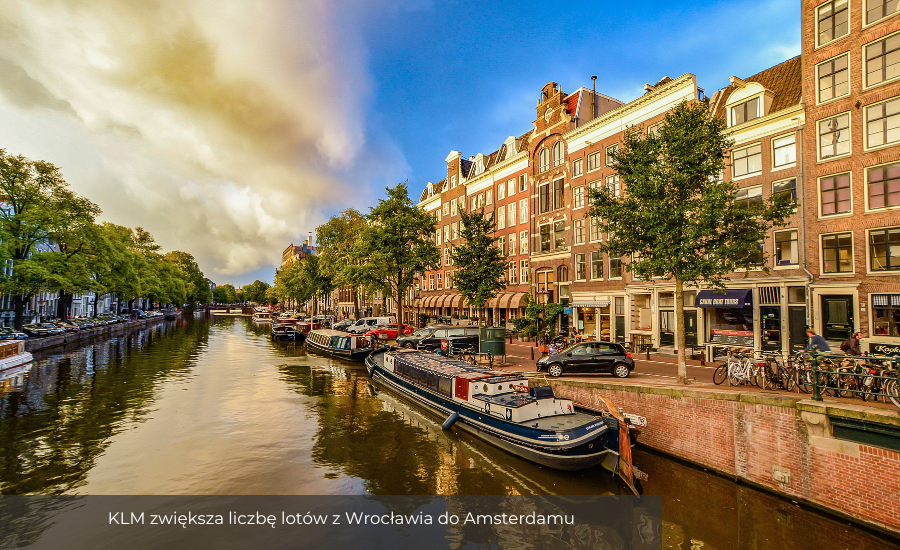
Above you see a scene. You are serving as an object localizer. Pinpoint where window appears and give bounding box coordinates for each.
[508,233,516,256]
[822,233,853,273]
[435,228,441,246]
[736,185,763,207]
[539,182,550,213]
[443,202,450,216]
[733,143,762,177]
[820,173,852,215]
[540,224,552,252]
[428,273,435,290]
[738,241,765,268]
[818,55,849,102]
[589,216,602,242]
[445,271,452,288]
[819,113,850,158]
[773,179,798,205]
[867,33,900,87]
[818,0,849,46]
[508,202,516,227]
[609,256,623,278]
[575,253,586,280]
[872,294,900,336]
[773,134,797,167]
[477,193,485,208]
[520,230,528,254]
[451,200,458,217]
[520,260,530,283]
[557,265,569,283]
[539,147,550,172]
[471,197,477,211]
[436,272,443,290]
[647,122,663,137]
[498,236,505,254]
[868,162,900,208]
[573,186,585,209]
[866,97,900,148]
[508,179,515,197]
[574,218,585,244]
[606,175,621,196]
[591,251,603,279]
[867,0,900,24]
[870,227,900,271]
[519,198,528,224]
[508,262,518,285]
[486,189,493,205]
[450,175,457,188]
[498,183,506,201]
[451,222,458,240]
[775,230,799,266]
[552,179,565,210]
[606,144,618,166]
[573,158,583,177]
[588,151,602,171]
[444,246,451,266]
[497,207,505,230]
[731,97,759,125]
[518,174,527,192]
[554,220,566,248]
[443,225,450,242]
[552,141,564,166]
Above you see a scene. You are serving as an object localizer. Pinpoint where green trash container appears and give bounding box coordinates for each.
[480,326,506,358]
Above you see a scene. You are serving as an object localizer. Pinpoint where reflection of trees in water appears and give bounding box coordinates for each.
[0,319,209,495]
[238,317,307,359]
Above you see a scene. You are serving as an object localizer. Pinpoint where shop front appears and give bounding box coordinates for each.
[697,289,754,349]
[570,294,610,340]
[868,294,900,355]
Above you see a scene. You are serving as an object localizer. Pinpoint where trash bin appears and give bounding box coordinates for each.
[480,326,506,357]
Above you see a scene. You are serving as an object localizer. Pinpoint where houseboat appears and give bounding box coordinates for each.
[252,311,274,323]
[271,317,304,342]
[0,341,33,373]
[306,329,377,362]
[365,349,645,482]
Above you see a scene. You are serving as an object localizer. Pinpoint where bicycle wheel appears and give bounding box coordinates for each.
[797,364,814,394]
[885,377,900,409]
[834,368,856,398]
[713,363,728,385]
[780,366,796,392]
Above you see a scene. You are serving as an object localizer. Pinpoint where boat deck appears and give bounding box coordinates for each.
[528,412,598,430]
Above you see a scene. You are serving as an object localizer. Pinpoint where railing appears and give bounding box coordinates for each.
[795,351,900,408]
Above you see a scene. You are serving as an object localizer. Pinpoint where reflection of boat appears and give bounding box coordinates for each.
[0,341,33,373]
[0,362,32,391]
[306,329,377,362]
[366,349,643,478]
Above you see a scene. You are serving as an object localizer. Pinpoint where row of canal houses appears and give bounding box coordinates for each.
[406,0,900,358]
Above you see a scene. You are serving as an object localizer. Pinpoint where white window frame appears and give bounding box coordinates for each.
[772,132,798,169]
[864,95,900,151]
[574,218,585,245]
[864,29,900,90]
[574,253,587,281]
[818,112,852,161]
[508,202,516,227]
[573,185,585,209]
[518,174,527,193]
[573,158,583,177]
[520,259,530,283]
[817,172,854,218]
[773,228,800,269]
[587,151,602,172]
[508,179,516,197]
[552,141,564,167]
[519,198,528,225]
[732,142,762,179]
[816,0,850,48]
[865,160,900,212]
[497,207,506,230]
[590,250,603,280]
[519,230,528,255]
[508,233,516,256]
[865,225,900,275]
[497,182,505,200]
[820,231,856,276]
[816,52,850,105]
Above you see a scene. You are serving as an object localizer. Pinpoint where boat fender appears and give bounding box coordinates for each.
[366,363,376,378]
[442,412,460,430]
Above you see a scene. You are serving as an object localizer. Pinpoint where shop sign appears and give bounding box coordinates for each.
[869,342,900,356]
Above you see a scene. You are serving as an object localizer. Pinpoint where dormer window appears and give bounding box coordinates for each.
[732,98,759,125]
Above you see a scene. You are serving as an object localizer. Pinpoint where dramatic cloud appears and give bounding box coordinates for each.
[0,0,409,282]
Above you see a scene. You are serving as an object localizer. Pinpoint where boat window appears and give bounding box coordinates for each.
[438,377,452,395]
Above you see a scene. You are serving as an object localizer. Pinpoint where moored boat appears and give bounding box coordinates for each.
[306,329,377,362]
[0,340,33,373]
[252,311,274,323]
[365,349,645,483]
[271,317,305,342]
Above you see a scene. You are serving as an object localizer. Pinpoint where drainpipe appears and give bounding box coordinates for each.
[591,76,597,120]
[794,112,814,327]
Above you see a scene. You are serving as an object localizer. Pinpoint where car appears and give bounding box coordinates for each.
[364,324,414,339]
[0,327,27,340]
[54,321,80,332]
[22,323,66,337]
[396,325,480,350]
[345,317,395,334]
[332,319,355,332]
[536,341,635,378]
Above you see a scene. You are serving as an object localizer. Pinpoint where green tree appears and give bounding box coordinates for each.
[240,280,270,304]
[451,209,507,325]
[316,209,369,319]
[588,101,794,384]
[165,251,211,305]
[212,284,238,304]
[357,182,440,323]
[0,150,101,328]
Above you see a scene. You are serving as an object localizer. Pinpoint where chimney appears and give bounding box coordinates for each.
[591,76,597,120]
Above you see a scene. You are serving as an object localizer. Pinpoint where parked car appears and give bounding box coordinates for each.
[0,327,27,340]
[332,319,355,332]
[22,323,65,337]
[53,320,80,332]
[364,324,414,339]
[536,341,635,378]
[396,325,480,350]
[345,316,396,334]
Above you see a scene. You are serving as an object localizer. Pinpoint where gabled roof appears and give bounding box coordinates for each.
[711,56,802,120]
[565,90,581,116]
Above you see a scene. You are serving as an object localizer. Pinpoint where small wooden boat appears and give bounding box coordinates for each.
[306,329,377,362]
[365,349,645,483]
[0,341,33,373]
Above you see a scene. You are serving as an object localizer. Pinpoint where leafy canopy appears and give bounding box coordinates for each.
[451,208,507,311]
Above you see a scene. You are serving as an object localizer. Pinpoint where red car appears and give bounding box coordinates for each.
[364,324,414,339]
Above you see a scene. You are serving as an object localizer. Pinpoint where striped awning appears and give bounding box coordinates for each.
[450,294,462,307]
[488,293,509,308]
[438,295,451,308]
[424,295,436,308]
[572,300,610,308]
[507,292,527,308]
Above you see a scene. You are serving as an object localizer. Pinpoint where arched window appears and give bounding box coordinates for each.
[557,265,569,283]
[539,148,549,173]
[552,141,564,167]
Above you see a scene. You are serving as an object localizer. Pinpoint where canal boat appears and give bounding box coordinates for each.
[271,317,305,342]
[306,329,377,362]
[365,349,645,482]
[0,340,33,373]
[252,311,274,323]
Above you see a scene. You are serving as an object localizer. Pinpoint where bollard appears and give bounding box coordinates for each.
[810,350,823,402]
[646,347,650,361]
[530,346,534,360]
[700,351,706,367]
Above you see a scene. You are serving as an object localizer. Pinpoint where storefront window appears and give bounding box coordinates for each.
[873,294,900,336]
[707,305,754,347]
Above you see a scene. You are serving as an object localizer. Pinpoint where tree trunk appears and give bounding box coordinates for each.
[13,295,26,331]
[675,278,689,385]
[57,292,73,320]
[352,286,360,320]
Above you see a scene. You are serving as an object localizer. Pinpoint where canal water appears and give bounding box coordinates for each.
[1,316,897,549]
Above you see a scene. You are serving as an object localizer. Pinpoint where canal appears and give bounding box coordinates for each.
[1,316,897,549]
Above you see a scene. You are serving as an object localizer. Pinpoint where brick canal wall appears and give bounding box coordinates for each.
[541,378,900,535]
[24,315,178,354]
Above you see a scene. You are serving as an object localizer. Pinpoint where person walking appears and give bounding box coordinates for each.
[803,328,831,352]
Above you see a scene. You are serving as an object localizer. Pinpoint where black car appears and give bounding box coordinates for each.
[0,327,27,340]
[536,341,635,378]
[22,323,65,337]
[397,325,480,350]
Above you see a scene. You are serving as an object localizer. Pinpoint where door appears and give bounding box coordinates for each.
[760,306,781,351]
[659,311,675,347]
[683,310,698,347]
[588,343,618,373]
[789,307,807,351]
[615,316,626,343]
[563,344,595,373]
[821,295,853,341]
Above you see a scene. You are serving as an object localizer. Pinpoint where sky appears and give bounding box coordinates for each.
[0,0,800,287]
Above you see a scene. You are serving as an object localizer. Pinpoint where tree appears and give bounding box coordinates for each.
[165,251,211,305]
[240,280,271,304]
[451,209,508,325]
[212,284,238,304]
[316,209,369,319]
[357,182,440,323]
[588,101,794,384]
[0,150,101,328]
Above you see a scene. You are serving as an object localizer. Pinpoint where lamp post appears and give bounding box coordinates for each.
[537,290,549,347]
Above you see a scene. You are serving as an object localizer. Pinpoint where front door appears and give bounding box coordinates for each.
[821,295,853,341]
[789,307,807,351]
[761,306,781,351]
[683,310,698,347]
[659,311,675,347]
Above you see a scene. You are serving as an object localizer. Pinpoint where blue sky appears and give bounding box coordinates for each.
[0,0,800,287]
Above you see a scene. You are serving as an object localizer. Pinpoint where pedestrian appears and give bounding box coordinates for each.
[840,331,862,356]
[803,328,831,352]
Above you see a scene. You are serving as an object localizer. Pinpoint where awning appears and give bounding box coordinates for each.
[488,293,509,308]
[507,292,527,309]
[424,296,436,308]
[696,289,752,308]
[450,294,462,308]
[438,295,451,308]
[572,300,610,308]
